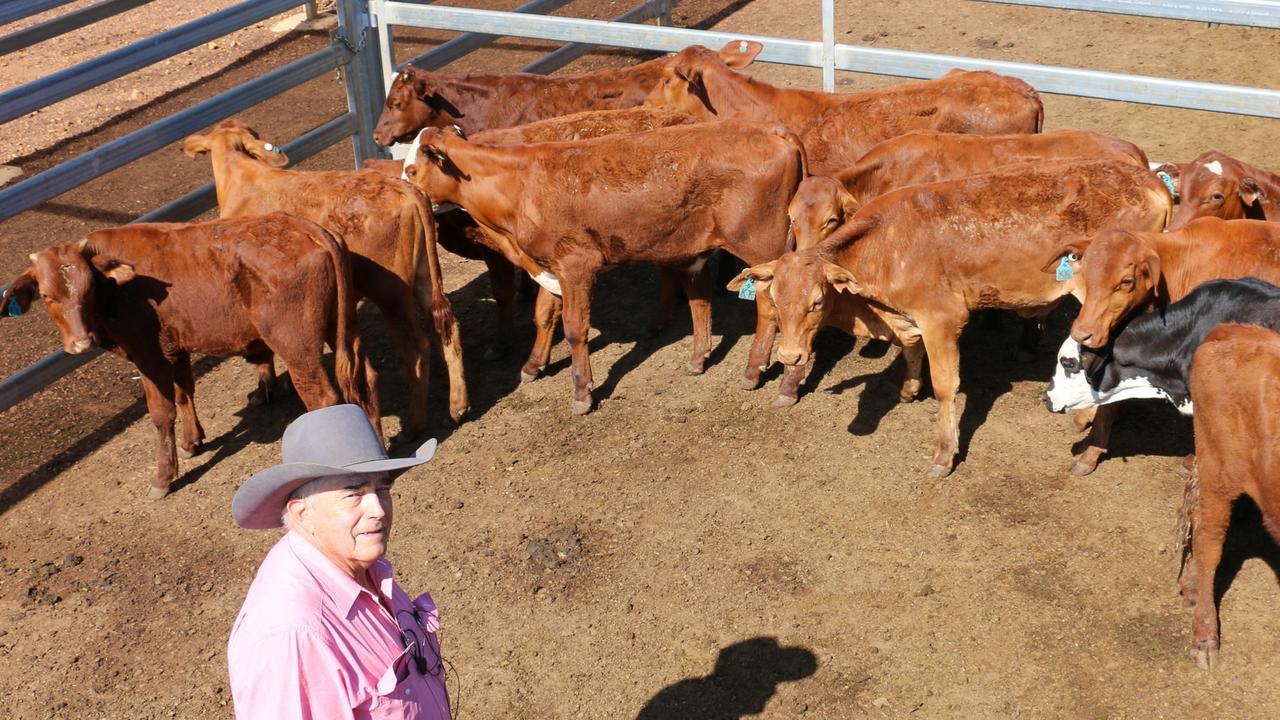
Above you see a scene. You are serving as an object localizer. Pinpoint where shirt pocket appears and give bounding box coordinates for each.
[369,650,422,719]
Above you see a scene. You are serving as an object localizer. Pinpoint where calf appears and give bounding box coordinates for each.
[646,46,1043,175]
[1,214,379,498]
[1183,322,1280,670]
[373,41,757,144]
[1162,150,1280,229]
[1064,217,1280,474]
[407,121,806,414]
[730,159,1171,477]
[183,120,465,437]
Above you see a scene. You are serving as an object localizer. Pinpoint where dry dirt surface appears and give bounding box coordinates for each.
[2,1,1279,718]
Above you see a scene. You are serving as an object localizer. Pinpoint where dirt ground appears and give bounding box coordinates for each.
[1,1,1279,718]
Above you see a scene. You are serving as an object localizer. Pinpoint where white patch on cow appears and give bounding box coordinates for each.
[1044,338,1172,412]
[1177,398,1194,416]
[531,271,562,296]
[1204,160,1223,176]
[395,132,423,181]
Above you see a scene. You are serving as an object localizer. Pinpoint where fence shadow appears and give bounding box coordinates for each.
[635,636,817,720]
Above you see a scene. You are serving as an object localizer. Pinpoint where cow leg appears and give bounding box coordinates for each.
[414,280,469,424]
[679,260,714,375]
[382,310,433,438]
[647,269,681,337]
[741,295,778,391]
[137,365,178,499]
[173,351,205,459]
[275,349,342,413]
[1072,403,1118,476]
[775,362,806,407]
[1189,473,1231,670]
[482,250,517,360]
[899,341,925,402]
[558,256,602,415]
[919,316,965,478]
[521,288,563,383]
[245,351,283,406]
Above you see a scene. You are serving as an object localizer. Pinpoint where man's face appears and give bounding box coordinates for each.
[293,473,394,578]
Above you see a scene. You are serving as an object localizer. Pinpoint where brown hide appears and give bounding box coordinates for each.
[646,49,1043,174]
[1167,150,1280,229]
[1,214,378,496]
[184,119,467,432]
[1182,323,1280,669]
[409,120,806,413]
[373,41,758,144]
[738,159,1171,477]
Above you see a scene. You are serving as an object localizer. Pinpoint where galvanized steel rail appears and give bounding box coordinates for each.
[0,0,77,27]
[977,0,1280,29]
[0,0,154,56]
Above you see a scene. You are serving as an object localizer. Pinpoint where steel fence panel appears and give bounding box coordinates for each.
[0,0,76,27]
[521,0,668,75]
[977,0,1280,29]
[398,0,576,71]
[0,0,154,56]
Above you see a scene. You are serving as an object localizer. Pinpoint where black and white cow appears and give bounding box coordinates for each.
[1044,278,1280,414]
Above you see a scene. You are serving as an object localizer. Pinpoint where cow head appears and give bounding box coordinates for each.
[787,177,859,250]
[1068,229,1160,348]
[1043,337,1178,413]
[1168,154,1268,229]
[183,119,289,168]
[403,126,469,203]
[5,240,135,354]
[645,41,763,119]
[729,251,862,367]
[373,68,465,147]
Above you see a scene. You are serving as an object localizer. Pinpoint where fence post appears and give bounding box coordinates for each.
[821,0,834,92]
[336,0,385,165]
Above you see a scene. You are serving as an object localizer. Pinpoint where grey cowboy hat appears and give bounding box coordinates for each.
[232,404,436,529]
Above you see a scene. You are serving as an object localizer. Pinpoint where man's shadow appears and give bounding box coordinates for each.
[635,637,817,720]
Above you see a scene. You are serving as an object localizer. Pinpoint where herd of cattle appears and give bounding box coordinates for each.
[3,40,1279,669]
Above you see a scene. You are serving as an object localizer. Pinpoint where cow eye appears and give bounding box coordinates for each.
[1209,193,1225,203]
[1119,276,1135,288]
[1067,252,1080,262]
[824,217,839,227]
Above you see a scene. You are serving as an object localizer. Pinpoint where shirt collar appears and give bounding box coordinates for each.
[286,531,396,615]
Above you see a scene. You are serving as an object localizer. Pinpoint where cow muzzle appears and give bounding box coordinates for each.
[66,335,96,354]
[777,346,808,366]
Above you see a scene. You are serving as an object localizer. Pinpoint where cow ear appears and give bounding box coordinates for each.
[182,133,210,158]
[90,256,136,285]
[1153,162,1181,189]
[1041,242,1087,274]
[841,193,859,220]
[1139,250,1161,302]
[718,40,762,68]
[823,261,862,296]
[727,262,775,293]
[242,137,289,168]
[410,72,429,99]
[1239,177,1264,207]
[2,269,38,317]
[673,57,703,86]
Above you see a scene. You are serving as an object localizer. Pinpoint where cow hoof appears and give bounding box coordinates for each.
[685,362,705,376]
[178,445,197,460]
[570,398,593,416]
[927,463,952,479]
[146,485,169,500]
[772,394,797,408]
[740,376,760,391]
[1190,644,1218,671]
[520,369,540,384]
[1070,461,1097,477]
[247,390,267,407]
[449,406,470,425]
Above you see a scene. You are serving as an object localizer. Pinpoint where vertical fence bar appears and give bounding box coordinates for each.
[337,0,384,163]
[821,0,835,91]
[372,0,396,93]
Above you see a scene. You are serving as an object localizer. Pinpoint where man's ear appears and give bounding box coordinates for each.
[727,262,776,293]
[182,133,210,158]
[1138,249,1161,302]
[718,40,763,68]
[1239,177,1264,207]
[823,261,862,296]
[89,255,136,285]
[2,269,38,317]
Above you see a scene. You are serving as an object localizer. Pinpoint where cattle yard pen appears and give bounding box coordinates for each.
[2,0,1279,417]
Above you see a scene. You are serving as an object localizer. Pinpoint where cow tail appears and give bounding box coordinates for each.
[407,185,459,349]
[1175,463,1199,586]
[315,224,382,440]
[772,126,808,252]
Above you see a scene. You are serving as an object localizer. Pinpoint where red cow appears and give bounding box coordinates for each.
[1,214,379,498]
[1162,150,1280,229]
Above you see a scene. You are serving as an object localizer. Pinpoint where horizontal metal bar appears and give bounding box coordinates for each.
[0,0,154,56]
[401,0,576,71]
[382,4,1280,119]
[0,0,302,125]
[0,43,350,223]
[0,112,359,414]
[522,0,665,75]
[0,0,76,27]
[976,0,1280,29]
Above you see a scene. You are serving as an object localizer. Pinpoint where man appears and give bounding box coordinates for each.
[227,404,451,719]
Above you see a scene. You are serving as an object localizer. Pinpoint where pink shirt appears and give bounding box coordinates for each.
[227,532,451,720]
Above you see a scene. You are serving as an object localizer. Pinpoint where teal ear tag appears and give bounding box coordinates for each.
[5,296,23,317]
[1055,256,1074,282]
[737,277,756,301]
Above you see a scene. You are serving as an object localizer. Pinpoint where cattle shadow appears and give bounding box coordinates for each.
[1211,497,1280,621]
[634,637,817,720]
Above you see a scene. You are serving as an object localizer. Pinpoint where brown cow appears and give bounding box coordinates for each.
[0,213,379,498]
[646,47,1043,175]
[406,121,806,414]
[373,41,758,144]
[183,120,466,438]
[1063,217,1280,475]
[730,159,1171,477]
[1162,150,1280,229]
[1179,322,1280,669]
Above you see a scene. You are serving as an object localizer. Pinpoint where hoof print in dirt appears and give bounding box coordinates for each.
[521,526,585,573]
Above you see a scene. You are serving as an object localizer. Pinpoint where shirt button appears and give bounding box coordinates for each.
[405,688,412,697]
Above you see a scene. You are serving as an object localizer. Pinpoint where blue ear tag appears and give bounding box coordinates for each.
[5,296,23,317]
[1055,256,1074,282]
[737,277,756,301]
[1156,171,1178,201]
